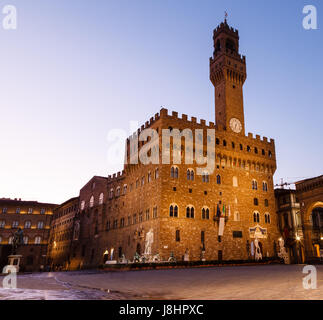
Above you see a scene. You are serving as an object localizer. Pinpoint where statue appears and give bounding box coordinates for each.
[277,238,289,264]
[168,251,176,262]
[11,228,24,255]
[119,254,127,264]
[152,253,160,263]
[184,249,190,262]
[144,228,154,255]
[254,237,262,261]
[134,252,141,263]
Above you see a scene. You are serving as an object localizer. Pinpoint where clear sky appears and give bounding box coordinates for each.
[0,0,322,204]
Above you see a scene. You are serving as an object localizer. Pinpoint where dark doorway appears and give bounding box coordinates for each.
[218,250,223,262]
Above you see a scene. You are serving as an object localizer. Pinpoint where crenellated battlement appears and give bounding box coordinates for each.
[126,108,274,150]
[107,170,125,183]
[213,20,239,38]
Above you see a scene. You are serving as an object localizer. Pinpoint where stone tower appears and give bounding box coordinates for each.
[210,19,247,135]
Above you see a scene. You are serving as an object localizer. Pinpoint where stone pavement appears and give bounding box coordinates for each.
[0,265,322,300]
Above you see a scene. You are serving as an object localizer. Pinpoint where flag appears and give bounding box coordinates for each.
[218,218,225,236]
[222,204,226,217]
[216,204,221,217]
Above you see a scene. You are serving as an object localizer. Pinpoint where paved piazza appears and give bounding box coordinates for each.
[0,265,322,300]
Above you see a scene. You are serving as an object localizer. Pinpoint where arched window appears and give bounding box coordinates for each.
[223,140,227,147]
[187,169,194,181]
[171,166,179,179]
[186,206,194,219]
[116,187,121,197]
[170,205,178,218]
[23,236,29,244]
[155,168,159,179]
[24,221,31,229]
[254,198,259,206]
[89,196,94,208]
[202,172,209,183]
[265,213,271,224]
[8,236,13,244]
[253,212,260,223]
[37,221,44,229]
[34,236,41,244]
[202,207,210,220]
[216,175,221,184]
[215,39,221,52]
[12,221,19,228]
[109,189,114,199]
[99,192,104,204]
[80,201,85,211]
[226,38,236,51]
[252,179,258,190]
[263,182,268,192]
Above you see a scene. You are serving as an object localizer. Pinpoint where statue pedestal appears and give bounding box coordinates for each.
[7,255,23,273]
[105,260,117,265]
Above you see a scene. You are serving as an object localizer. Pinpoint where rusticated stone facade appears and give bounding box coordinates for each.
[67,20,280,269]
[0,198,57,272]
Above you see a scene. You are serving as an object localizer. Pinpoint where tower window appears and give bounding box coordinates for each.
[226,38,236,51]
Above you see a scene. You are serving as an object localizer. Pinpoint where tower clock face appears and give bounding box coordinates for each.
[230,118,242,133]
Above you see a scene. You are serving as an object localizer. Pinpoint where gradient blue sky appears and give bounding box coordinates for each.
[0,0,322,204]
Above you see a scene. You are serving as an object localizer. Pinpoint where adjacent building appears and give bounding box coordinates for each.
[47,197,79,270]
[274,188,304,263]
[295,175,323,262]
[0,198,57,272]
